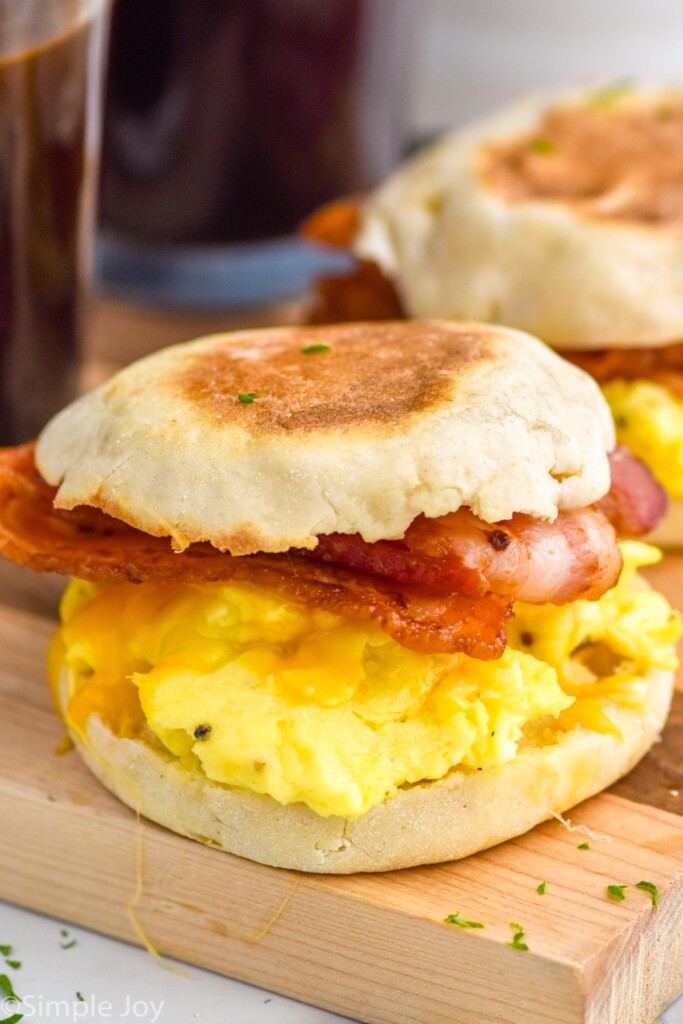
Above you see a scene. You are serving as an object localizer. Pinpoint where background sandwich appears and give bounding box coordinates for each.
[305,84,683,546]
[0,320,678,872]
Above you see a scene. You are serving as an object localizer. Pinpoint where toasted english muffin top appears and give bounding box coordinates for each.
[355,86,683,347]
[36,321,613,554]
[479,91,683,227]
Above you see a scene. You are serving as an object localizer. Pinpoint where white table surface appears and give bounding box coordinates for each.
[0,901,349,1023]
[0,899,680,1024]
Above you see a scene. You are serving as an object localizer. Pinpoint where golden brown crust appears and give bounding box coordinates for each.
[36,321,614,553]
[174,321,488,434]
[479,98,683,228]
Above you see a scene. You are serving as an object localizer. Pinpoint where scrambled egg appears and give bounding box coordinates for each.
[603,379,683,496]
[50,543,680,820]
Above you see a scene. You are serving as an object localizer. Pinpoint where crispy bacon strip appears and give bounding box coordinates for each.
[301,197,363,248]
[307,261,405,324]
[301,199,405,323]
[304,448,661,604]
[305,506,621,606]
[564,342,683,399]
[0,444,509,659]
[0,442,658,656]
[596,445,668,536]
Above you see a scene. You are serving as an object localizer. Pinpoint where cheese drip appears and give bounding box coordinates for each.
[51,542,680,819]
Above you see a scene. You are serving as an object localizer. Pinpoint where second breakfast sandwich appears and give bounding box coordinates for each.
[0,320,678,872]
[308,84,683,543]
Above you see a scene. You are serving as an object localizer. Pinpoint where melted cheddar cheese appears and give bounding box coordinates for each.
[51,542,680,819]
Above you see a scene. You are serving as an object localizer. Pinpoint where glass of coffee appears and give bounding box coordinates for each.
[0,0,110,444]
[98,0,415,310]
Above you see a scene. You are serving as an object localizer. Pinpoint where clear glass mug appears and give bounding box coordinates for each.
[98,0,416,310]
[0,0,109,444]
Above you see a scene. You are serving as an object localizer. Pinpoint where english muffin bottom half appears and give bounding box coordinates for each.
[0,320,679,872]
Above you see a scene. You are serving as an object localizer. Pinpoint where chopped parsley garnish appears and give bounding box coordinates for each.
[607,884,627,902]
[636,881,659,911]
[536,881,547,895]
[237,392,261,404]
[300,344,331,355]
[590,80,633,108]
[444,911,485,929]
[59,930,77,950]
[0,975,19,1001]
[0,949,10,958]
[577,842,590,850]
[530,137,554,155]
[4,963,19,972]
[76,992,85,1002]
[0,1014,24,1023]
[60,940,77,950]
[508,922,529,951]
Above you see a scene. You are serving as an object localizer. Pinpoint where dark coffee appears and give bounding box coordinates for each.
[100,0,412,245]
[0,11,105,444]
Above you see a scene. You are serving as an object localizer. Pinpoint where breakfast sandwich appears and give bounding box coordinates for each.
[305,84,683,545]
[0,320,679,873]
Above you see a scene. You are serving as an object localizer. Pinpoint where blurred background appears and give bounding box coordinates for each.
[412,0,683,135]
[95,0,683,320]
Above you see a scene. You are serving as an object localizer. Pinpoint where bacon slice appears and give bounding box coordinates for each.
[307,261,405,324]
[565,341,683,399]
[0,444,509,659]
[304,447,661,603]
[0,441,657,658]
[304,505,622,606]
[596,445,668,536]
[301,197,363,248]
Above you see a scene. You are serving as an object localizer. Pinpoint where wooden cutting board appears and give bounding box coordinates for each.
[0,559,681,1024]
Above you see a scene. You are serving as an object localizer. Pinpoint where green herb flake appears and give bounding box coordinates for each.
[444,911,485,929]
[300,344,331,355]
[237,392,261,404]
[0,948,10,958]
[508,922,529,952]
[577,842,590,850]
[536,881,547,895]
[636,881,659,911]
[530,137,555,155]
[59,929,76,950]
[76,992,85,1002]
[4,963,19,972]
[0,975,20,1001]
[590,80,633,108]
[607,884,628,902]
[0,1014,24,1024]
